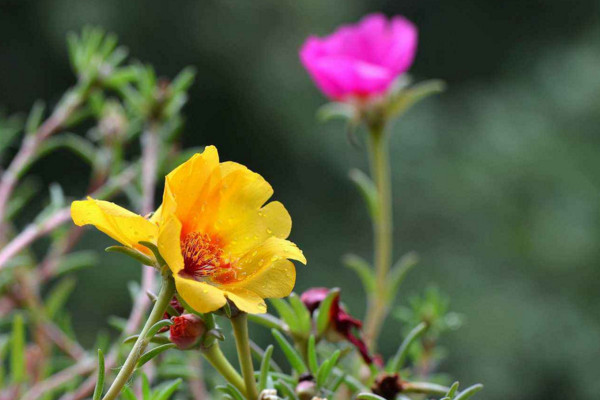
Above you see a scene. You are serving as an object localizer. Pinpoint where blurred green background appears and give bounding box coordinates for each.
[2,1,600,399]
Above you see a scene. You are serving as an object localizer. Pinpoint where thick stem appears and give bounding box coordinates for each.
[101,276,175,400]
[230,313,259,400]
[202,344,246,396]
[364,122,393,349]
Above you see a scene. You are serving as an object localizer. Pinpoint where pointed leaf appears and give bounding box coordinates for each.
[137,343,176,368]
[316,288,340,336]
[92,349,105,400]
[271,329,307,374]
[349,169,379,219]
[387,79,446,119]
[454,384,484,400]
[154,378,183,400]
[446,381,460,398]
[288,292,311,335]
[342,254,375,294]
[146,319,173,339]
[387,252,419,301]
[269,298,298,333]
[258,345,274,392]
[10,313,25,384]
[106,245,154,266]
[317,102,357,122]
[357,394,386,400]
[307,335,318,374]
[387,322,428,372]
[316,349,341,387]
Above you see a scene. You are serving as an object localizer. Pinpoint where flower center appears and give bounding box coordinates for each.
[180,232,236,283]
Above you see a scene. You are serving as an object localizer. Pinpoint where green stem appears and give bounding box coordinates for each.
[101,276,175,400]
[231,313,259,400]
[364,122,393,349]
[202,343,246,395]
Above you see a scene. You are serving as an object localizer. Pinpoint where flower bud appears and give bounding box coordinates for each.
[159,297,185,333]
[295,375,317,400]
[169,314,205,350]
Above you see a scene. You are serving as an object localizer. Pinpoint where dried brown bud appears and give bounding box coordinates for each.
[372,373,404,400]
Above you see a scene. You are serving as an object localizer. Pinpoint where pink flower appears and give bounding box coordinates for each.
[300,13,418,100]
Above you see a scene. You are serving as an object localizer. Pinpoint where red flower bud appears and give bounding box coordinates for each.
[160,297,185,333]
[169,314,205,350]
[300,287,373,364]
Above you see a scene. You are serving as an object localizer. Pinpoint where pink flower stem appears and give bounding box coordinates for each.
[364,121,393,350]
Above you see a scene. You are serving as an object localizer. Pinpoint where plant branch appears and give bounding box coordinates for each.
[231,313,259,400]
[101,275,176,400]
[364,122,393,349]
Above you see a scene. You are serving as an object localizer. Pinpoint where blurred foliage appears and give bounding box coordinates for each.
[1,1,600,400]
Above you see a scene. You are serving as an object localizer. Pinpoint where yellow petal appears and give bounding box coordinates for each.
[224,258,296,300]
[174,275,227,313]
[224,288,267,314]
[158,215,184,274]
[71,198,157,251]
[165,146,220,232]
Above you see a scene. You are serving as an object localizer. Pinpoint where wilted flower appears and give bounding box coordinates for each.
[169,314,205,349]
[300,13,417,100]
[301,287,372,363]
[372,373,404,400]
[71,146,306,315]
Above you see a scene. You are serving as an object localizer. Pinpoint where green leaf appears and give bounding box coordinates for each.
[54,251,97,277]
[0,335,9,387]
[25,101,45,134]
[387,252,419,301]
[10,313,25,384]
[446,381,460,398]
[387,322,428,372]
[216,384,245,400]
[45,277,76,318]
[316,349,340,388]
[357,393,387,400]
[271,329,307,374]
[137,343,176,368]
[342,254,375,294]
[153,378,183,400]
[258,345,274,392]
[105,245,154,266]
[274,380,299,400]
[316,288,339,336]
[317,102,357,122]
[288,292,312,335]
[142,373,151,400]
[123,334,170,345]
[121,386,137,400]
[139,241,166,266]
[36,134,96,167]
[92,349,105,400]
[145,319,173,339]
[454,384,484,400]
[387,79,446,119]
[171,67,196,92]
[349,169,379,219]
[250,341,282,373]
[247,313,285,331]
[269,298,298,333]
[107,316,127,332]
[307,335,318,374]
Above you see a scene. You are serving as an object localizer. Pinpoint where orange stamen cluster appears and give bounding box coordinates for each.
[180,232,234,282]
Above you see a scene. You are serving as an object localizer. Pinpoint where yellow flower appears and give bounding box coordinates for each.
[71,146,306,314]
